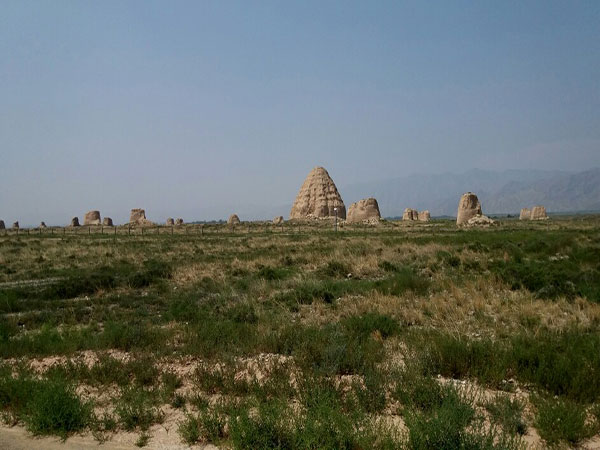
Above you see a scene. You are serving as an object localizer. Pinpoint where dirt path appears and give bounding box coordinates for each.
[0,277,63,289]
[0,425,131,450]
[0,424,219,450]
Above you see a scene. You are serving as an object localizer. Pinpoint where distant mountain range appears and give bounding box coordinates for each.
[340,168,600,218]
[160,167,600,221]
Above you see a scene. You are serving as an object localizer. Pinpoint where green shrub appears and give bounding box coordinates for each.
[534,396,591,445]
[90,412,117,442]
[0,266,125,304]
[350,368,387,413]
[0,261,172,303]
[198,408,227,442]
[291,323,385,375]
[0,319,18,341]
[257,265,291,281]
[318,261,351,278]
[510,331,600,402]
[275,273,427,311]
[252,360,296,401]
[43,269,117,300]
[0,375,38,421]
[280,255,299,267]
[378,260,399,272]
[0,290,19,313]
[0,325,91,357]
[274,280,343,309]
[165,296,203,323]
[228,390,396,450]
[99,321,166,352]
[405,387,475,450]
[490,255,600,301]
[437,251,461,267]
[403,383,513,449]
[395,370,446,412]
[225,302,258,324]
[414,329,600,403]
[127,260,172,288]
[194,364,233,394]
[161,371,182,395]
[171,394,185,409]
[296,378,398,449]
[0,374,90,439]
[115,387,163,431]
[374,269,430,296]
[186,318,258,358]
[342,312,399,340]
[25,379,91,439]
[178,414,200,445]
[86,355,130,386]
[436,336,499,382]
[485,395,527,436]
[135,432,150,447]
[128,357,160,386]
[267,316,398,376]
[229,401,293,449]
[294,282,336,304]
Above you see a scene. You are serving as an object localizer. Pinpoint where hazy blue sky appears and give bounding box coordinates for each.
[1,1,599,224]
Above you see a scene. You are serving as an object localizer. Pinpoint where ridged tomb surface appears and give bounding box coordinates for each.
[290,167,346,220]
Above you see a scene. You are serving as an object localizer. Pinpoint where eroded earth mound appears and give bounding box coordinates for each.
[456,193,482,226]
[290,167,346,220]
[347,198,381,223]
[530,206,549,220]
[84,211,101,225]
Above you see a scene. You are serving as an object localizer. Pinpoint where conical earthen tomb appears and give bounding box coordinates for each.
[290,167,346,220]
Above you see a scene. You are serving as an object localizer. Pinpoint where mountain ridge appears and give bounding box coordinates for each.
[340,168,600,218]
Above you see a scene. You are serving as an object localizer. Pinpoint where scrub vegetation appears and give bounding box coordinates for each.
[1,216,599,447]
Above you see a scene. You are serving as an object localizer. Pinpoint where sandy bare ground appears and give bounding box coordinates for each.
[0,424,132,450]
[0,423,219,450]
[2,422,599,449]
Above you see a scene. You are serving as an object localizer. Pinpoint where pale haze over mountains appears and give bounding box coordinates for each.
[194,167,600,221]
[342,168,600,218]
